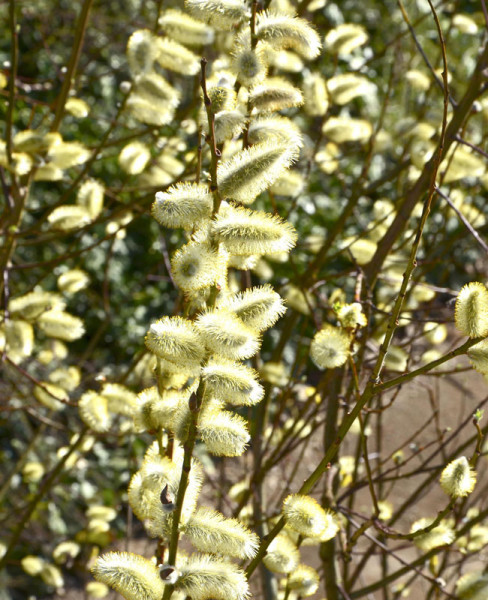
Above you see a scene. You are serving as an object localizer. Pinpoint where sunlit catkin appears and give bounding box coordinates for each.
[439,457,476,498]
[9,291,65,321]
[202,359,264,406]
[218,285,286,332]
[152,183,213,230]
[287,564,320,597]
[155,38,200,76]
[145,316,205,366]
[185,0,249,30]
[263,533,299,573]
[249,78,304,113]
[195,310,261,359]
[212,205,297,255]
[171,242,227,293]
[454,282,488,338]
[198,408,250,456]
[310,324,351,369]
[283,493,339,541]
[159,9,215,46]
[91,552,165,600]
[127,30,158,76]
[217,141,299,204]
[256,12,321,59]
[410,518,455,551]
[176,554,249,600]
[182,507,259,559]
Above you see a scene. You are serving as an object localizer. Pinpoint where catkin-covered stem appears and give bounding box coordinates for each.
[200,58,222,215]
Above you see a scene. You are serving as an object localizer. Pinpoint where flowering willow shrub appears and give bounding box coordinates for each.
[3,0,488,599]
[89,2,338,597]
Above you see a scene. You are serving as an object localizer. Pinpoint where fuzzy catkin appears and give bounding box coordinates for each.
[171,242,227,293]
[218,285,286,332]
[152,183,213,230]
[9,291,65,321]
[202,359,264,406]
[454,282,488,338]
[256,12,321,59]
[310,324,351,369]
[145,316,205,366]
[91,552,165,600]
[283,494,339,541]
[155,38,200,76]
[198,408,250,456]
[127,30,158,76]
[185,0,249,30]
[195,310,261,360]
[217,141,299,204]
[263,533,300,573]
[176,554,249,600]
[183,507,259,559]
[159,9,215,46]
[249,78,304,113]
[212,205,297,255]
[439,457,476,498]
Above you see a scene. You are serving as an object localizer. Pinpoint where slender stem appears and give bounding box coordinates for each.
[5,0,18,165]
[200,58,222,215]
[365,40,488,285]
[51,0,94,132]
[374,337,482,395]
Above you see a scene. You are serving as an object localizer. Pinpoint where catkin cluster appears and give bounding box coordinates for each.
[91,0,333,598]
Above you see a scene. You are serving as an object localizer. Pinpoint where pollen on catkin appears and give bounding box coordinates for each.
[232,42,268,88]
[198,408,250,456]
[171,242,227,293]
[91,552,165,600]
[195,310,261,360]
[255,12,321,60]
[325,23,368,55]
[159,9,215,46]
[185,0,249,30]
[337,302,367,329]
[263,533,299,573]
[439,457,476,498]
[248,116,303,147]
[217,141,299,204]
[283,494,339,541]
[303,72,329,116]
[218,285,286,332]
[212,205,297,256]
[182,507,259,559]
[76,179,104,219]
[176,554,249,600]
[410,518,455,551]
[467,338,488,374]
[456,571,488,600]
[202,359,264,406]
[249,78,304,113]
[288,565,320,597]
[37,310,85,341]
[47,206,92,231]
[310,324,351,369]
[145,316,205,366]
[211,110,247,144]
[152,183,213,230]
[155,37,200,76]
[126,30,158,77]
[9,291,65,321]
[454,282,488,338]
